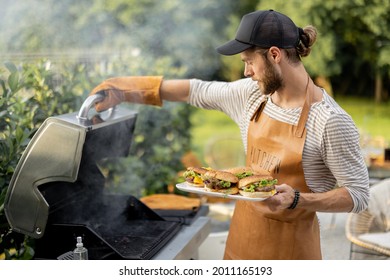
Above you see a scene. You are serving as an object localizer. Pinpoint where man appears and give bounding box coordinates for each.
[90,10,369,259]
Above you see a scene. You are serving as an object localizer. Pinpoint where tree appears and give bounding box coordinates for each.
[0,0,238,80]
[310,0,390,101]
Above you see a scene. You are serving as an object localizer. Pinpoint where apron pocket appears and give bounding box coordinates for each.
[262,218,296,259]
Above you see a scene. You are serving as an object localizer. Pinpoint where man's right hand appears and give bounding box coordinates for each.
[89,76,163,112]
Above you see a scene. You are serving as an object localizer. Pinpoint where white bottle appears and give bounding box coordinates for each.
[73,236,88,260]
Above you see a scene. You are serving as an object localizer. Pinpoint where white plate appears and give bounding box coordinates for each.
[176,182,271,201]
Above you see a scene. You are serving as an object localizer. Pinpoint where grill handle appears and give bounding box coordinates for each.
[77,92,113,121]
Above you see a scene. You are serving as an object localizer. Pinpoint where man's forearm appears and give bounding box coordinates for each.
[160,79,191,102]
[299,187,354,213]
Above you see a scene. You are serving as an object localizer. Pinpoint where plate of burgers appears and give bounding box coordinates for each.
[176,167,277,201]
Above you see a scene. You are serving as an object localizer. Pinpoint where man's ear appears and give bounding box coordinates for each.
[269,46,282,63]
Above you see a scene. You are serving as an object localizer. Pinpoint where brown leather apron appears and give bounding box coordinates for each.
[223,80,322,260]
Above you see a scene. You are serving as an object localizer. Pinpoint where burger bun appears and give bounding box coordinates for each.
[239,189,276,198]
[238,175,274,188]
[203,170,239,183]
[187,166,210,175]
[205,186,239,195]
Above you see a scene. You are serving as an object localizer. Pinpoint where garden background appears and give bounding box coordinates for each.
[1,0,390,259]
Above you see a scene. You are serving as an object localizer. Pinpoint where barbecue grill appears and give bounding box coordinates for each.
[4,94,209,260]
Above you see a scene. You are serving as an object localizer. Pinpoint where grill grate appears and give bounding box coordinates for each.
[34,195,182,260]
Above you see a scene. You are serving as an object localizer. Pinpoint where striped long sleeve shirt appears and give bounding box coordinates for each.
[188,78,369,213]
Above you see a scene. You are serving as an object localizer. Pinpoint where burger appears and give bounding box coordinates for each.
[201,170,239,195]
[224,166,258,179]
[238,175,278,198]
[183,167,210,187]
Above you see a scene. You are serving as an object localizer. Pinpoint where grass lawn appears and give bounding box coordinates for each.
[190,96,390,165]
[337,97,390,141]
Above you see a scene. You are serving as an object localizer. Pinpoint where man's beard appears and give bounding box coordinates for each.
[261,58,284,95]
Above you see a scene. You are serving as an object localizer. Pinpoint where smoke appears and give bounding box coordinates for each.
[1,0,238,207]
[0,0,236,78]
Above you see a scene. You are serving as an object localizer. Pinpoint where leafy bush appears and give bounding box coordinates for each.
[0,61,89,259]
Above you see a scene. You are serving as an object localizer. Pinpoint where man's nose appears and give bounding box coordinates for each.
[244,66,253,78]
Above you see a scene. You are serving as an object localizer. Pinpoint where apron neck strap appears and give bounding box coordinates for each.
[295,74,313,138]
[250,96,268,122]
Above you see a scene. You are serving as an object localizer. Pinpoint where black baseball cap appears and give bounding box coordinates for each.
[217,10,300,56]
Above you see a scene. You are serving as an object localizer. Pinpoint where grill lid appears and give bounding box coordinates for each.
[4,94,138,238]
